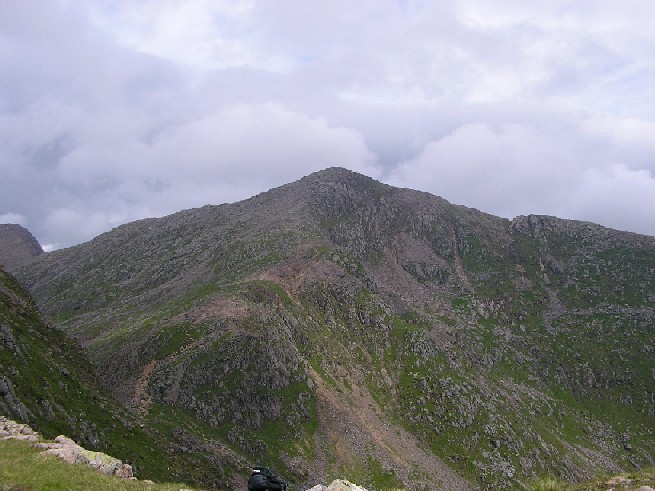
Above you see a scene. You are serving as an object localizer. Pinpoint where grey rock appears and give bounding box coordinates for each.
[0,378,9,396]
[0,224,43,271]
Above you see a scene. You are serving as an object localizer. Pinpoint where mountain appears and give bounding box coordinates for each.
[14,168,655,490]
[0,263,247,488]
[0,224,43,271]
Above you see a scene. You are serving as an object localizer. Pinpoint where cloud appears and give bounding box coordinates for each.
[0,212,27,226]
[389,122,593,215]
[86,0,265,70]
[1,1,654,248]
[54,101,375,198]
[585,114,655,172]
[12,100,375,247]
[389,120,655,236]
[139,102,377,187]
[572,164,655,235]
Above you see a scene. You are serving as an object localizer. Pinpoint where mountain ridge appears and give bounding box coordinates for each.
[13,167,655,490]
[0,224,44,271]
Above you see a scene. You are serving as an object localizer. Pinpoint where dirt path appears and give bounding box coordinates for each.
[131,359,160,417]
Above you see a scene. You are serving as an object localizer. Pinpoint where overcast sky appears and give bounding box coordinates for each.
[1,1,654,250]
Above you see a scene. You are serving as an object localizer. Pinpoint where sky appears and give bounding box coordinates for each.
[1,1,654,250]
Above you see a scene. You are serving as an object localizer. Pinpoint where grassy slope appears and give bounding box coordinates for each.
[0,438,200,491]
[0,267,220,487]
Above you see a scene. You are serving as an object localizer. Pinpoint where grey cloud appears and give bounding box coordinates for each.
[1,1,654,248]
[389,119,655,236]
[0,213,27,226]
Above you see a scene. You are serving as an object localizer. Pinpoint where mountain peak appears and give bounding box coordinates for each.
[306,166,364,179]
[294,167,383,190]
[0,224,43,271]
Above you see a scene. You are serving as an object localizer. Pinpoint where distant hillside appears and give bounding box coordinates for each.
[0,224,43,271]
[15,168,655,490]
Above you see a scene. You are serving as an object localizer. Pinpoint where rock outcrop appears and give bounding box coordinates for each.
[0,224,43,271]
[0,416,133,479]
[36,434,134,478]
[0,415,39,442]
[306,480,370,491]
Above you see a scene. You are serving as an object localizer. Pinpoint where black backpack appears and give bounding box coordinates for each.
[248,473,269,491]
[248,467,287,491]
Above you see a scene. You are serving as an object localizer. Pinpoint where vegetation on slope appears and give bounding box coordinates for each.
[0,266,228,487]
[14,168,655,490]
[0,438,200,491]
[530,465,655,490]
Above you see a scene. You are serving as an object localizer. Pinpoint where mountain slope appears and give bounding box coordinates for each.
[0,224,43,271]
[15,168,655,490]
[0,264,242,487]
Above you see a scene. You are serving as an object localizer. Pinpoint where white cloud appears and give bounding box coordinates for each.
[390,122,594,215]
[150,103,372,174]
[56,101,375,198]
[86,0,276,70]
[389,119,655,236]
[44,208,115,246]
[0,212,27,226]
[584,114,655,171]
[571,164,655,235]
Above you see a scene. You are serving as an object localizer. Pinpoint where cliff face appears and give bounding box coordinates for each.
[14,168,655,490]
[0,224,43,271]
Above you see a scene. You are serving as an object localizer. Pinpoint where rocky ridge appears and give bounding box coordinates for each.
[14,168,655,490]
[0,223,43,271]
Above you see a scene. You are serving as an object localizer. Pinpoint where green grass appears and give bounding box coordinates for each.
[451,296,471,309]
[365,456,404,490]
[244,280,293,306]
[0,439,200,491]
[529,465,655,490]
[530,477,568,491]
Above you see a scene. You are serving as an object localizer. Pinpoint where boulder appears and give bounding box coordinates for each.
[0,421,135,480]
[305,480,369,491]
[115,464,134,479]
[326,481,369,491]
